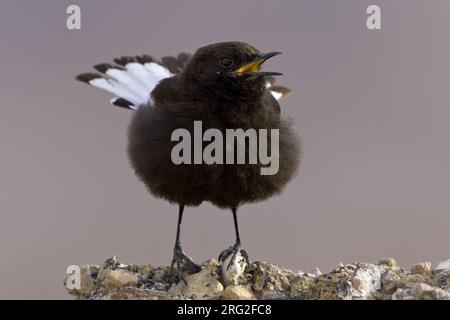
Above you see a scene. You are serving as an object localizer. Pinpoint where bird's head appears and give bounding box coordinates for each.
[182,42,282,100]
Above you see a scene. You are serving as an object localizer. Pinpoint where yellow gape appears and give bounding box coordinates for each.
[234,51,282,75]
[235,59,264,74]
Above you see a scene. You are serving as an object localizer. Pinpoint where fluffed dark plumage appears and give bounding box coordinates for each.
[127,42,300,209]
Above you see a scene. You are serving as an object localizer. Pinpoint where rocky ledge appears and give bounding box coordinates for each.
[65,256,450,300]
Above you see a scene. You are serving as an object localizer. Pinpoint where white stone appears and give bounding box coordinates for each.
[436,259,450,270]
[351,265,382,299]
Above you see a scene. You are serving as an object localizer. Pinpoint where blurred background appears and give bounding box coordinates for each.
[0,0,449,299]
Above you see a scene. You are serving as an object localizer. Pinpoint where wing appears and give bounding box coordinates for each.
[75,53,191,110]
[265,76,292,101]
[76,53,291,111]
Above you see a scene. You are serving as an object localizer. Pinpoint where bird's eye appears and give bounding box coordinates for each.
[221,57,233,67]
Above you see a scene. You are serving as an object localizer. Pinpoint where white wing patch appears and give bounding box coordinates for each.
[266,80,290,101]
[266,79,291,101]
[270,91,283,100]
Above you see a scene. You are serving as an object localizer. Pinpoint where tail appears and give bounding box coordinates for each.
[76,55,174,110]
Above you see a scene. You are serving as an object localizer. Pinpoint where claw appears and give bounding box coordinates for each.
[169,245,201,284]
[218,242,250,271]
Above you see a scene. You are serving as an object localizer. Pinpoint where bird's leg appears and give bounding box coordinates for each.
[169,205,201,284]
[218,207,250,270]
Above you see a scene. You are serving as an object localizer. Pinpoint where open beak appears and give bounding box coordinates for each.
[233,52,283,77]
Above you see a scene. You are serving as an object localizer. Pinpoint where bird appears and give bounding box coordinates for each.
[76,41,300,283]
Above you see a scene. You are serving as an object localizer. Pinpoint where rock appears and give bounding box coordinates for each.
[259,289,286,300]
[221,252,247,285]
[436,259,450,270]
[99,269,139,289]
[303,263,383,300]
[167,282,184,298]
[393,283,450,300]
[202,259,220,271]
[400,274,427,288]
[139,264,155,279]
[181,269,224,299]
[95,256,127,284]
[251,261,294,294]
[410,283,450,300]
[350,264,382,299]
[378,258,397,268]
[433,270,450,290]
[313,264,359,300]
[102,288,170,300]
[310,267,322,276]
[381,270,401,293]
[290,276,315,299]
[253,275,266,292]
[153,282,170,291]
[222,285,256,300]
[410,262,432,277]
[153,267,169,282]
[65,256,450,300]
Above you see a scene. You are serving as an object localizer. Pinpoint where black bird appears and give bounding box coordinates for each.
[76,42,300,282]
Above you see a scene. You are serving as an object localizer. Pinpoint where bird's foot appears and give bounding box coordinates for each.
[169,245,201,284]
[218,242,249,271]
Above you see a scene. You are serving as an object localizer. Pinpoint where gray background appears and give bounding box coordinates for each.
[1,0,449,299]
